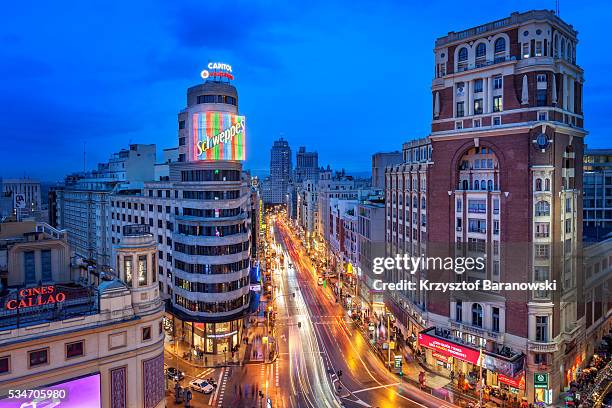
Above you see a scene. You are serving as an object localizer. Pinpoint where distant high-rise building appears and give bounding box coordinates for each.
[583,148,612,240]
[371,152,402,189]
[265,138,292,205]
[0,178,42,219]
[294,146,319,183]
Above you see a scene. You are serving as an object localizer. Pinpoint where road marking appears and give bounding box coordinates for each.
[196,367,214,379]
[352,382,401,394]
[216,367,230,407]
[209,367,225,406]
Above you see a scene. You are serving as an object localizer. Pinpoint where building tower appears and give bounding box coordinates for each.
[385,10,586,405]
[266,138,292,205]
[110,65,252,356]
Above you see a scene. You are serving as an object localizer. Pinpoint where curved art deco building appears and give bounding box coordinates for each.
[110,78,253,355]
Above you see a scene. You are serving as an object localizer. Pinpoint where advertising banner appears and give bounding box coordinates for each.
[0,373,101,407]
[498,373,526,390]
[418,332,481,365]
[193,112,246,161]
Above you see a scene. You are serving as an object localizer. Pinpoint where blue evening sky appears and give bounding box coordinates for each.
[0,1,609,180]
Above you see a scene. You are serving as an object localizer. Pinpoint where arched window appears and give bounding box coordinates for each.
[561,38,565,56]
[458,47,468,62]
[535,178,543,191]
[480,180,486,190]
[545,178,551,191]
[554,34,559,58]
[462,180,469,190]
[494,38,506,53]
[567,43,572,62]
[487,180,493,191]
[476,43,486,58]
[413,196,418,208]
[421,197,426,209]
[473,180,479,190]
[535,201,550,216]
[472,303,483,327]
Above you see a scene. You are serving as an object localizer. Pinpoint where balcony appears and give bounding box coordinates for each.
[455,55,517,74]
[528,340,559,353]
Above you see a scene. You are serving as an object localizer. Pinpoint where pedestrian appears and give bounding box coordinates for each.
[252,384,255,398]
[239,385,242,398]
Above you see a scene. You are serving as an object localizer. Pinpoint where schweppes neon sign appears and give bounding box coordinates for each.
[5,285,66,310]
[193,112,246,161]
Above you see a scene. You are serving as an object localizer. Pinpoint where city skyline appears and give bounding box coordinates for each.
[1,1,611,180]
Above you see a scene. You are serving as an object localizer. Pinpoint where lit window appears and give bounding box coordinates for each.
[493,96,503,112]
[522,43,530,59]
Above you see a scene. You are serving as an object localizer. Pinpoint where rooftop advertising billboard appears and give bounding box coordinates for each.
[193,112,246,161]
[0,373,101,407]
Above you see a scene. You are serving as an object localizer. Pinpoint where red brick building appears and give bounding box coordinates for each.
[385,10,586,405]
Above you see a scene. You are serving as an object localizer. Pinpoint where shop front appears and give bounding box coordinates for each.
[418,328,526,402]
[174,318,243,355]
[533,372,552,405]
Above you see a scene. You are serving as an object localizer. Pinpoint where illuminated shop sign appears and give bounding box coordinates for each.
[200,62,234,81]
[0,373,101,407]
[498,373,526,390]
[193,112,246,161]
[5,285,66,310]
[418,332,481,365]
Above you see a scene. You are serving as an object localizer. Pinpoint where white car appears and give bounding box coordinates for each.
[190,379,215,394]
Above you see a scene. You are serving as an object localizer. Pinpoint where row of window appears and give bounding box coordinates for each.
[175,293,249,313]
[23,250,53,285]
[456,96,503,117]
[458,179,497,191]
[183,207,243,218]
[455,301,501,332]
[174,276,249,293]
[183,190,241,200]
[174,241,249,256]
[174,259,249,275]
[181,170,241,182]
[123,254,155,287]
[196,94,237,106]
[177,223,246,237]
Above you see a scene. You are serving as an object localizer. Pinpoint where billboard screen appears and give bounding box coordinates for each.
[193,112,246,161]
[0,373,101,407]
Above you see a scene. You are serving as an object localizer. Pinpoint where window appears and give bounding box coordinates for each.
[494,38,506,54]
[468,219,486,234]
[492,307,500,332]
[535,201,550,216]
[41,249,52,281]
[475,43,486,58]
[178,120,186,129]
[138,255,147,286]
[538,111,548,121]
[66,341,84,359]
[535,223,550,238]
[0,356,9,374]
[536,89,547,106]
[474,99,483,115]
[455,121,463,130]
[535,41,543,57]
[565,218,572,233]
[472,303,483,327]
[142,326,152,341]
[456,102,465,117]
[535,316,548,342]
[493,116,501,126]
[522,43,530,59]
[537,74,547,83]
[197,95,216,104]
[491,77,503,91]
[124,257,133,287]
[458,47,468,61]
[493,199,500,214]
[474,79,483,93]
[535,244,550,259]
[493,220,500,235]
[473,119,481,128]
[493,96,503,112]
[544,178,550,191]
[456,301,463,322]
[24,251,35,284]
[29,348,48,367]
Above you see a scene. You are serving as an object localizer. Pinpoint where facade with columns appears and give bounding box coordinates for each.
[386,10,586,406]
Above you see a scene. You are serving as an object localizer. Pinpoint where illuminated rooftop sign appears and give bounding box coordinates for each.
[201,62,234,81]
[193,112,246,161]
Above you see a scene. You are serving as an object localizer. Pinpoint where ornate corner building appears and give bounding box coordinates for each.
[385,10,587,405]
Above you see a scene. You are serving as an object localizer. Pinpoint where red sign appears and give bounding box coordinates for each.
[5,285,66,310]
[498,373,526,390]
[418,333,481,365]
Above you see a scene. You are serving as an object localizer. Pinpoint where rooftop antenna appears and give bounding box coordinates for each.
[83,142,86,172]
[556,0,560,15]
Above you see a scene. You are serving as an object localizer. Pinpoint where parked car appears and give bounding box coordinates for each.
[190,379,215,394]
[166,367,184,381]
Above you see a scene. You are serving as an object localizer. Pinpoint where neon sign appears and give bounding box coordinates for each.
[193,112,246,161]
[5,285,66,310]
[418,332,481,365]
[200,62,234,81]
